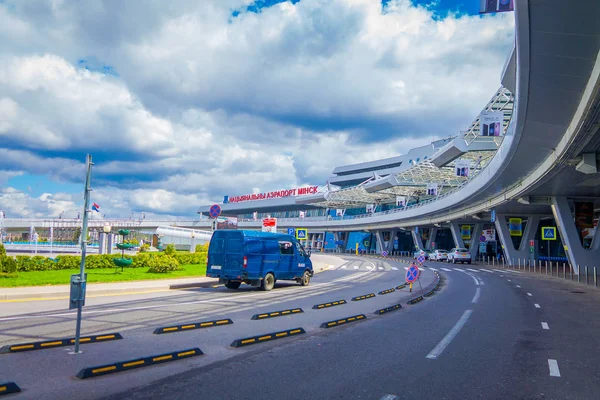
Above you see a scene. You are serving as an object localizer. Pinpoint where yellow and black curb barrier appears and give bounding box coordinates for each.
[76,348,203,379]
[0,333,123,353]
[351,293,376,301]
[378,288,396,295]
[230,327,306,347]
[312,300,346,309]
[424,289,436,297]
[251,308,303,320]
[0,382,21,396]
[407,296,424,305]
[153,318,233,334]
[320,314,366,328]
[375,304,403,315]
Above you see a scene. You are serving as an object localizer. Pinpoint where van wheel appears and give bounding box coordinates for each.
[225,281,241,289]
[300,271,311,287]
[261,273,275,291]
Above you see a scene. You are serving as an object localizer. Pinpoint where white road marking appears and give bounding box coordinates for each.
[426,309,473,360]
[441,268,452,272]
[454,268,465,271]
[548,359,561,377]
[378,267,385,271]
[471,288,481,304]
[379,395,399,400]
[534,303,541,309]
[482,269,494,273]
[354,266,359,270]
[429,268,438,271]
[327,265,335,270]
[541,322,549,330]
[493,269,505,273]
[466,268,478,272]
[391,267,398,271]
[367,266,374,270]
[527,293,532,296]
[516,285,521,288]
[500,275,504,277]
[458,270,479,285]
[340,265,347,269]
[507,270,522,274]
[404,267,409,270]
[507,279,511,282]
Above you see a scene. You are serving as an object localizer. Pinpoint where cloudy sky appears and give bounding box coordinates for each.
[0,0,514,218]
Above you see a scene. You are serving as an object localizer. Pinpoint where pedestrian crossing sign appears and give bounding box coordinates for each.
[296,228,307,240]
[541,227,556,240]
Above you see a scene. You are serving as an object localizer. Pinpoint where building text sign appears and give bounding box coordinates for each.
[224,186,319,203]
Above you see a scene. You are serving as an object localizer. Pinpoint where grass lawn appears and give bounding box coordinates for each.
[0,264,207,287]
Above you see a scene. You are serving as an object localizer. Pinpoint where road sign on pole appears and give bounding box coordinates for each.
[209,204,221,219]
[417,255,425,264]
[296,228,307,240]
[542,227,556,240]
[406,264,420,283]
[287,228,295,236]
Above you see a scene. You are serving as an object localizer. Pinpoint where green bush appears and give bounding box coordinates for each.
[15,256,56,272]
[0,243,6,257]
[195,243,209,253]
[139,243,150,253]
[147,254,180,273]
[164,244,176,256]
[173,252,206,265]
[55,255,81,270]
[125,238,140,246]
[0,255,17,273]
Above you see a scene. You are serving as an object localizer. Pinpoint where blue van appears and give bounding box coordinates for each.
[206,230,313,291]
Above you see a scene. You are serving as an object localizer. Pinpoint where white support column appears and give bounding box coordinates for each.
[388,229,398,253]
[107,233,114,255]
[450,223,465,249]
[495,214,540,266]
[411,227,424,251]
[98,232,106,255]
[551,197,600,275]
[374,231,384,254]
[468,223,484,260]
[333,232,340,253]
[426,228,438,250]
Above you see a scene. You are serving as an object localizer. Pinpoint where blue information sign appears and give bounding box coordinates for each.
[209,204,221,218]
[406,264,420,283]
[287,228,295,236]
[296,228,308,240]
[542,227,556,241]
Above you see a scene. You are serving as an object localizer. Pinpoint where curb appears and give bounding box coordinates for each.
[0,382,21,396]
[0,333,123,353]
[407,296,424,305]
[230,328,306,347]
[378,288,396,295]
[351,293,376,301]
[312,300,346,309]
[375,304,403,315]
[251,308,303,320]
[76,348,203,379]
[153,319,233,334]
[320,314,366,328]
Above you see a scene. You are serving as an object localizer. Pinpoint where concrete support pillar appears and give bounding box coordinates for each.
[468,223,484,260]
[450,223,465,249]
[99,232,106,255]
[107,233,114,254]
[375,231,384,254]
[551,197,600,274]
[411,227,424,251]
[388,229,398,254]
[342,231,350,253]
[495,214,540,266]
[190,235,197,253]
[425,228,438,249]
[333,232,340,253]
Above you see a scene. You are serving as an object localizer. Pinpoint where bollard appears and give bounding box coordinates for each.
[586,266,589,285]
[518,258,521,270]
[546,261,548,275]
[577,265,581,283]
[570,264,572,280]
[563,263,566,279]
[595,267,598,288]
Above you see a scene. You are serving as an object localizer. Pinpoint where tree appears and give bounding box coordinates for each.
[72,227,82,243]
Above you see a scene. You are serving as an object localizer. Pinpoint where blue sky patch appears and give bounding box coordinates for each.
[7,174,81,197]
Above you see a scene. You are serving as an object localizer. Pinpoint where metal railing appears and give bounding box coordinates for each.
[480,257,598,288]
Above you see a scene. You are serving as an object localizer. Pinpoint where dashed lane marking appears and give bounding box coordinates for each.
[493,269,505,273]
[516,285,521,288]
[542,322,549,330]
[534,304,541,309]
[354,266,359,270]
[391,267,398,271]
[340,266,347,269]
[527,293,532,297]
[429,268,438,271]
[441,268,452,272]
[471,288,481,304]
[548,359,561,377]
[454,268,465,272]
[466,268,478,272]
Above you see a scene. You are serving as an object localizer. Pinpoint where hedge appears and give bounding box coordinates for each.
[0,252,206,273]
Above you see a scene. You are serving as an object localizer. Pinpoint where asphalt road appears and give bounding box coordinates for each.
[104,262,600,400]
[0,255,436,399]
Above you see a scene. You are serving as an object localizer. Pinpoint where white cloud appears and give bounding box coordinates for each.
[0,0,515,217]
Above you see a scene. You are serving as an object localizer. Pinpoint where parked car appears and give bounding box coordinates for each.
[413,249,431,260]
[206,230,313,291]
[448,248,471,264]
[429,250,448,261]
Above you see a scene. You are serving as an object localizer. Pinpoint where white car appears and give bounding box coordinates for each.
[428,250,448,261]
[448,248,471,264]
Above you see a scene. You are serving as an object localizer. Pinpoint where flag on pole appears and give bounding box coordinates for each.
[92,203,100,212]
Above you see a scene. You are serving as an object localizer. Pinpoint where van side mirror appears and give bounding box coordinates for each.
[307,250,311,258]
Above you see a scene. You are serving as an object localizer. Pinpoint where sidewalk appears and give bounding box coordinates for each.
[0,277,218,301]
